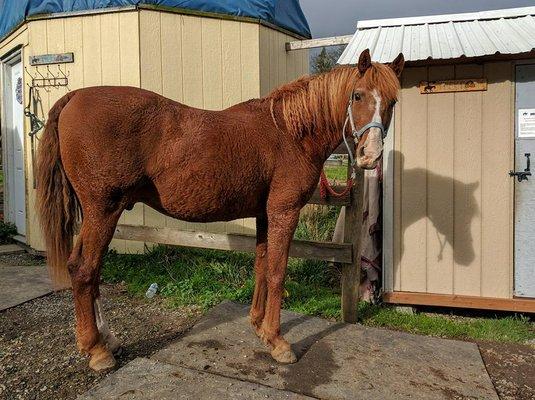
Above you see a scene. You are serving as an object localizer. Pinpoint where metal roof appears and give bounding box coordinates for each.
[338,6,535,64]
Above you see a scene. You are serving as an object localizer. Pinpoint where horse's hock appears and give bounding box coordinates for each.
[80,301,499,400]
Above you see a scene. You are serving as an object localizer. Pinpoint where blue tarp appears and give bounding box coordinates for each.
[0,0,310,41]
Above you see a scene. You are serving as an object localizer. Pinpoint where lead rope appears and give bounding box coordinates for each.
[319,169,353,199]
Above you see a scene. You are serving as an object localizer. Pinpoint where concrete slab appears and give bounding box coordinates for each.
[79,357,312,400]
[0,243,25,255]
[153,301,498,400]
[0,265,52,310]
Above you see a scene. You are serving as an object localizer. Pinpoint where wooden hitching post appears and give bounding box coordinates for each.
[341,165,364,323]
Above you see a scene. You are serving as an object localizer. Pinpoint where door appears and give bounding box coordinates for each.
[514,64,535,298]
[3,57,26,236]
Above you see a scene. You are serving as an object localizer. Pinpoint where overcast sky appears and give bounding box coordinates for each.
[300,0,535,38]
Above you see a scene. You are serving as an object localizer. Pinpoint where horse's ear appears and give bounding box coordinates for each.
[390,53,405,78]
[358,49,372,75]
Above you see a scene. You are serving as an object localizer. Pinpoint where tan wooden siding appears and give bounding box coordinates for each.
[393,62,514,298]
[259,26,308,96]
[21,12,141,252]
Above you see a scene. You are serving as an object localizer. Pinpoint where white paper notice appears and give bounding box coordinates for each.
[519,109,535,138]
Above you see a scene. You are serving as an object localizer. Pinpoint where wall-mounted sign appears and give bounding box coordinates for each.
[518,109,535,138]
[29,52,74,66]
[419,78,487,94]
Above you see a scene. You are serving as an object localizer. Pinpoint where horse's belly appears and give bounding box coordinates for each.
[149,180,265,223]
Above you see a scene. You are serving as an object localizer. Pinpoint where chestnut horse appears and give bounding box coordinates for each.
[36,49,404,371]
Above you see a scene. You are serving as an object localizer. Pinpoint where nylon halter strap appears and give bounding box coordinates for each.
[342,93,386,175]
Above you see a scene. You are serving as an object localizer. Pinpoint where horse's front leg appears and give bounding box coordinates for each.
[258,207,300,364]
[250,213,268,334]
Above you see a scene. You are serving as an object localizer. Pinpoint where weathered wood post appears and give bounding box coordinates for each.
[341,165,364,323]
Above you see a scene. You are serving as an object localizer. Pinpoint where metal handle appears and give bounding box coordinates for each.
[509,153,531,182]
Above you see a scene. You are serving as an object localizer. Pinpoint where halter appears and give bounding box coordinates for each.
[342,93,386,172]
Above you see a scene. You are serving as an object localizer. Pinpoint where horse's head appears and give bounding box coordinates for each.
[348,49,404,170]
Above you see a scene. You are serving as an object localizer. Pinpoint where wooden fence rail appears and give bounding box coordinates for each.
[114,224,353,264]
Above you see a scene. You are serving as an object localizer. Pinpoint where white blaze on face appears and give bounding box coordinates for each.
[358,89,383,168]
[94,297,121,353]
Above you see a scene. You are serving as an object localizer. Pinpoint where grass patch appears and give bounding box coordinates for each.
[0,221,17,244]
[102,246,341,319]
[359,303,534,344]
[323,164,349,182]
[102,245,534,344]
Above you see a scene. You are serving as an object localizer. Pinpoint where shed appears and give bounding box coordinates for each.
[339,6,535,312]
[0,1,309,253]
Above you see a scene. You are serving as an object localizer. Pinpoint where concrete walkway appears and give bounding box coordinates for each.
[81,301,498,400]
[0,251,51,311]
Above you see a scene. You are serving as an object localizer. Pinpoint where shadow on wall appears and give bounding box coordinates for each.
[389,150,479,267]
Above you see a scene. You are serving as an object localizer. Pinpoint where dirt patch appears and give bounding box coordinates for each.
[478,341,535,400]
[0,284,201,400]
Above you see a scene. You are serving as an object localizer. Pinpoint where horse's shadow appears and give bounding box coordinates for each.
[388,150,479,267]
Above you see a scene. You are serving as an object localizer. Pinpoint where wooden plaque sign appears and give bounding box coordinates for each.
[29,52,74,66]
[419,78,487,94]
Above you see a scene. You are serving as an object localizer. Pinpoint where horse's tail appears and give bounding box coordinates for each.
[36,91,80,290]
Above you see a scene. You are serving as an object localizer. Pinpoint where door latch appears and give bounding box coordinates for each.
[509,153,531,182]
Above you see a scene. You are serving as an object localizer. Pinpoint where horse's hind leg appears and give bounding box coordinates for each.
[250,214,268,334]
[68,210,122,371]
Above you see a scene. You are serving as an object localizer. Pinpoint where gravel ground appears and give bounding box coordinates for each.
[479,341,535,400]
[0,284,201,400]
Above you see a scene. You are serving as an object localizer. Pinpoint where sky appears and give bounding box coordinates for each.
[300,0,535,38]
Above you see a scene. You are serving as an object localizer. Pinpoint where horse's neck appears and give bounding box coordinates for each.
[271,97,343,166]
[300,129,344,165]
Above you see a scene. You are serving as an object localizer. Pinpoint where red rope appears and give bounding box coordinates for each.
[319,169,353,199]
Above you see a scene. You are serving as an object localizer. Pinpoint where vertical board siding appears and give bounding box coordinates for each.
[426,65,455,294]
[393,96,403,291]
[258,26,309,96]
[399,67,428,293]
[453,64,483,296]
[24,12,141,252]
[26,20,49,251]
[481,62,513,298]
[393,63,513,299]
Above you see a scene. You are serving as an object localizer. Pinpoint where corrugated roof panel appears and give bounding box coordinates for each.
[516,15,535,45]
[339,6,535,64]
[378,26,395,62]
[454,22,477,57]
[388,25,405,61]
[472,21,496,56]
[509,17,535,50]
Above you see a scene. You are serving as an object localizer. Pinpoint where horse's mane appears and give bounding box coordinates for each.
[267,63,400,138]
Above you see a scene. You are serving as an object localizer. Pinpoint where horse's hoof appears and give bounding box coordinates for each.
[89,348,116,372]
[271,346,297,364]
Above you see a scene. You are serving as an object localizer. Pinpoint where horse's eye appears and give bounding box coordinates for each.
[390,100,397,107]
[353,93,361,101]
